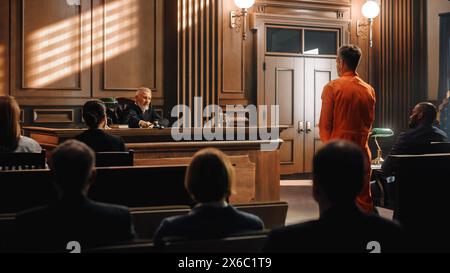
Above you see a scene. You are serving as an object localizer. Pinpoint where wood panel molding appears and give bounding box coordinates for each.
[222,0,245,96]
[93,0,164,101]
[33,109,75,123]
[11,0,91,98]
[178,0,221,122]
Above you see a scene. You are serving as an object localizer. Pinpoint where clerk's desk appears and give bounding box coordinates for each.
[23,126,284,204]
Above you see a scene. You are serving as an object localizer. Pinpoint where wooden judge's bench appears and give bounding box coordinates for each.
[23,127,283,204]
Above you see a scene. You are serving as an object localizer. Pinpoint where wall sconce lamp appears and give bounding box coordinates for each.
[230,0,255,40]
[357,0,380,47]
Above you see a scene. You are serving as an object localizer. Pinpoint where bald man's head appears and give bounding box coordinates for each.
[409,102,437,128]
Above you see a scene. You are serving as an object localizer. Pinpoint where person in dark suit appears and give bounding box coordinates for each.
[127,87,161,128]
[75,100,126,152]
[381,102,448,175]
[15,140,136,252]
[153,148,264,247]
[264,141,404,253]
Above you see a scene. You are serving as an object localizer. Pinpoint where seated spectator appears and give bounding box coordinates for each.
[153,148,264,246]
[16,140,135,252]
[0,96,41,153]
[75,100,126,152]
[381,102,448,175]
[127,87,161,128]
[264,141,404,253]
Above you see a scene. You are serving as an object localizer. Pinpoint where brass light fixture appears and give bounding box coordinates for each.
[230,0,255,40]
[357,0,380,47]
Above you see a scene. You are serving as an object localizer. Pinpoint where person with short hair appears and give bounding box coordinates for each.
[319,44,376,213]
[127,87,161,128]
[16,140,135,252]
[153,148,264,246]
[0,96,42,153]
[382,102,448,175]
[75,100,126,152]
[264,141,403,253]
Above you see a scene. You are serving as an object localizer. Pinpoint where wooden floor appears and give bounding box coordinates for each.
[280,180,394,225]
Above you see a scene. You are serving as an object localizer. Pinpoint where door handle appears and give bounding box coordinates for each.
[298,121,304,133]
[306,121,312,133]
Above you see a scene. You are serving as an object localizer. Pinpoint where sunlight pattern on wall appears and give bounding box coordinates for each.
[26,0,139,88]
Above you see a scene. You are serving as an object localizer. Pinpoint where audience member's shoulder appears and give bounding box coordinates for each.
[365,213,402,232]
[231,206,264,227]
[15,136,42,153]
[89,200,131,217]
[105,131,125,143]
[432,126,448,141]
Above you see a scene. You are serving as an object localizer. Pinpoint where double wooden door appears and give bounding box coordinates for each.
[265,56,337,174]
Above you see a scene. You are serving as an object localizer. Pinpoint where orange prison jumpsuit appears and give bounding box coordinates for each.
[319,71,376,213]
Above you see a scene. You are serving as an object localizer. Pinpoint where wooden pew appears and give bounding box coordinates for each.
[0,214,15,252]
[235,201,288,229]
[0,165,278,214]
[0,169,57,214]
[0,150,47,170]
[130,206,191,239]
[390,153,450,251]
[87,240,156,253]
[89,165,193,207]
[161,230,270,253]
[95,150,134,167]
[0,166,192,214]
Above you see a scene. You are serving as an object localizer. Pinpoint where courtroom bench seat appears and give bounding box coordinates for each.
[0,150,47,171]
[0,169,57,214]
[87,240,156,253]
[0,214,15,252]
[130,206,191,239]
[95,150,134,167]
[160,230,270,253]
[390,153,450,251]
[235,201,288,229]
[0,165,281,215]
[89,165,194,207]
[89,230,269,253]
[0,166,192,214]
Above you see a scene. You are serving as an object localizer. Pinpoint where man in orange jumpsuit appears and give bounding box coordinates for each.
[319,45,376,213]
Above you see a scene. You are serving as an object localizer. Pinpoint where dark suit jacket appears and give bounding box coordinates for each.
[127,104,161,128]
[75,129,126,153]
[153,205,264,246]
[264,205,404,253]
[15,195,136,252]
[381,124,448,175]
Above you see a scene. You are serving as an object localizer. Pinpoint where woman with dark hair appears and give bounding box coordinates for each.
[75,100,126,152]
[0,96,42,153]
[153,148,264,245]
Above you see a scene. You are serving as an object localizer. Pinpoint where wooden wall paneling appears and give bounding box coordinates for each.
[221,0,246,102]
[178,0,220,125]
[11,0,91,102]
[162,0,178,116]
[92,0,164,105]
[32,109,75,123]
[0,0,9,96]
[373,0,427,135]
